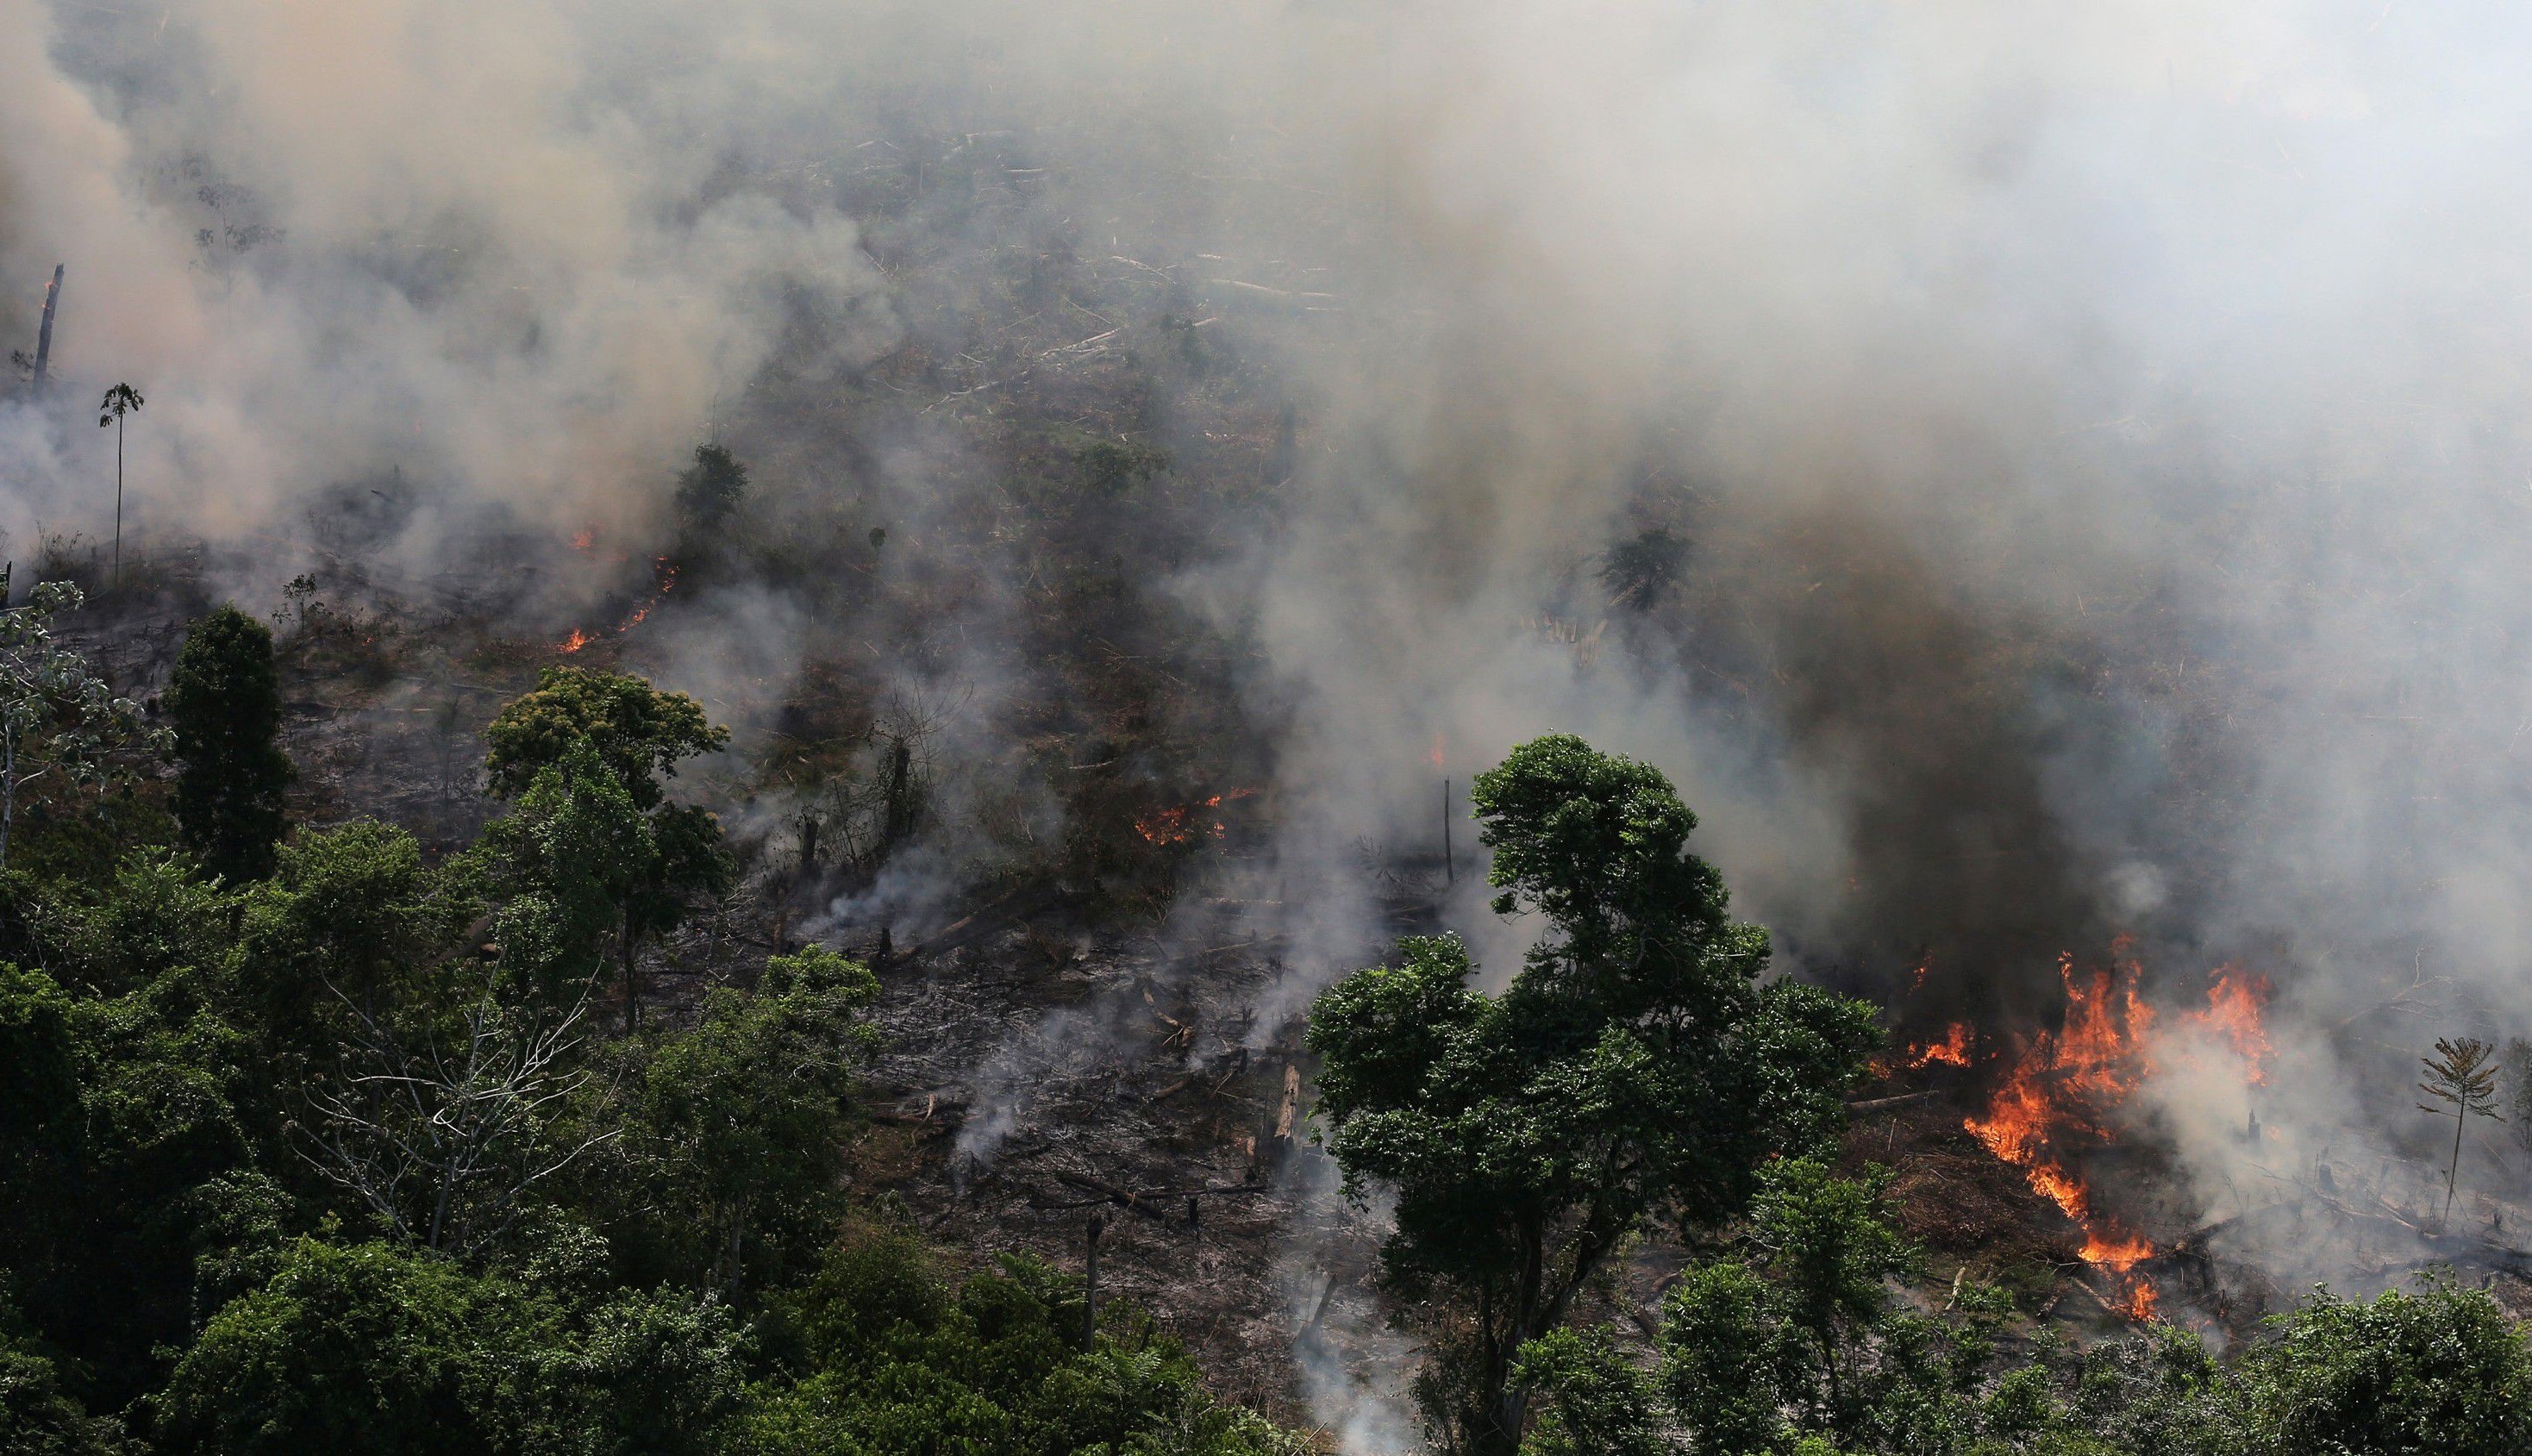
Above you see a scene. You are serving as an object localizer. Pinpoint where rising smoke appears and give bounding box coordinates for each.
[8,0,2532,1403]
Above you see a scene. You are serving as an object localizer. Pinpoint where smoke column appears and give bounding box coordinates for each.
[8,0,2532,1384]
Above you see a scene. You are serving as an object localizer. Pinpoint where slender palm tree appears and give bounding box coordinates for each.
[97,382,144,590]
[2419,1036,2504,1224]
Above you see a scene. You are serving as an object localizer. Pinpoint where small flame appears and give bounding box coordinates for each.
[1428,732,1447,769]
[1135,788,1259,845]
[617,555,677,633]
[570,527,595,551]
[1907,1022,1973,1069]
[2108,1272,2160,1321]
[556,555,679,653]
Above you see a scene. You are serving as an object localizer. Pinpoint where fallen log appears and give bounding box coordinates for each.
[1847,1090,1943,1114]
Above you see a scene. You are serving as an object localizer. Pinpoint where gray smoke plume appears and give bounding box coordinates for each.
[10,0,2532,1416]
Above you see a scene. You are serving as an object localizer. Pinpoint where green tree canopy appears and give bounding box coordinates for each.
[739,1230,1300,1456]
[2234,1274,2532,1456]
[484,666,725,811]
[479,675,734,1029]
[152,1238,747,1456]
[166,605,295,884]
[0,1310,127,1456]
[0,960,254,1407]
[591,946,879,1296]
[1307,734,1879,1456]
[236,820,470,1059]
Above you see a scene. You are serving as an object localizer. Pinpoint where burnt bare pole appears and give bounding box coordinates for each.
[30,266,63,392]
[1441,777,1454,884]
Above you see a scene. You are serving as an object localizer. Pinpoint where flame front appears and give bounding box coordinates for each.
[554,555,678,654]
[1964,949,2162,1318]
[1957,953,2274,1322]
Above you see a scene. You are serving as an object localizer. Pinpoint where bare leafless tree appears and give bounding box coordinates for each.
[296,984,616,1258]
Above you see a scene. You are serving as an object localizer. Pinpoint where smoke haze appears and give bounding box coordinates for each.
[9,0,2532,1391]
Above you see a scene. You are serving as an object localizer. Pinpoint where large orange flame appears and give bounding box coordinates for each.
[1959,952,2271,1322]
[1965,948,2162,1318]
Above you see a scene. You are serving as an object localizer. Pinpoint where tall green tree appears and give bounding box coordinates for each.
[1307,734,1878,1456]
[482,668,732,1030]
[166,605,295,883]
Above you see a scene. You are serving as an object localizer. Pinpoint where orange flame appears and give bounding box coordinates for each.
[1965,949,2162,1318]
[554,555,678,653]
[1959,952,2273,1322]
[570,527,595,551]
[2184,965,2273,1085]
[617,556,677,633]
[1428,732,1447,769]
[1135,788,1259,845]
[1907,1022,1973,1069]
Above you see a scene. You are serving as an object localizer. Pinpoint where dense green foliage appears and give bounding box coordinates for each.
[1310,734,1880,1455]
[482,667,735,1028]
[166,605,294,884]
[1510,1155,2532,1456]
[0,666,1291,1453]
[736,1228,1297,1456]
